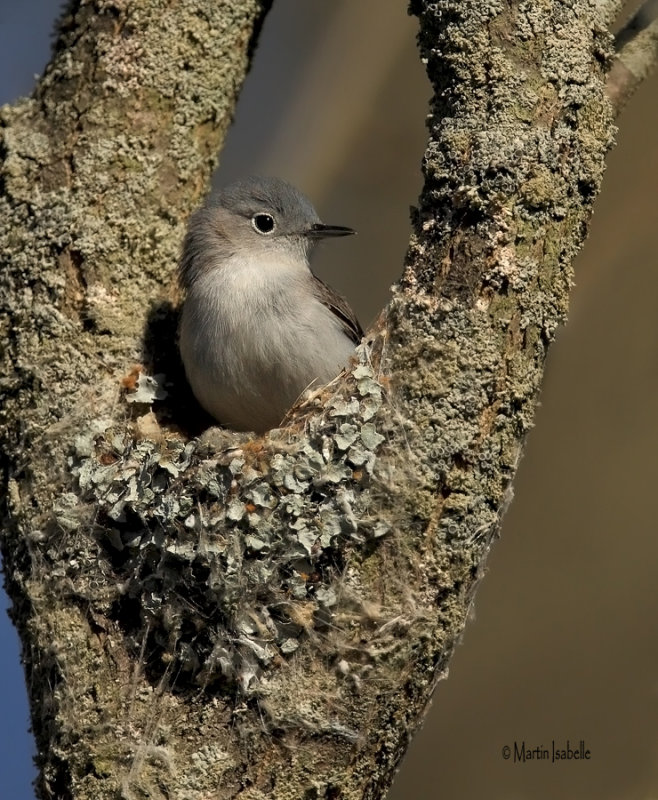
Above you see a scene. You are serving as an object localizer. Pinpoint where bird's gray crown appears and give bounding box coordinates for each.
[210,176,322,235]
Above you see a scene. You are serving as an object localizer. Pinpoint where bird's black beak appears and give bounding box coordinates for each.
[307,223,356,238]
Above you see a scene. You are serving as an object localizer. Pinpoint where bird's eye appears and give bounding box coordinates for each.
[252,213,275,234]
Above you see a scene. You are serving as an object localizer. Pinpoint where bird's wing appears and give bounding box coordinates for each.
[311,274,364,345]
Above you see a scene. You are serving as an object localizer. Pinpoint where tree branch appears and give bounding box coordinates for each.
[615,0,658,48]
[0,2,653,799]
[607,1,658,110]
[594,0,629,27]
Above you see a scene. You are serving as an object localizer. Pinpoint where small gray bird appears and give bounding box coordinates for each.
[178,176,363,433]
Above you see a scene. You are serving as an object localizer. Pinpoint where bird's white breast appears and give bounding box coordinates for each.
[179,254,355,432]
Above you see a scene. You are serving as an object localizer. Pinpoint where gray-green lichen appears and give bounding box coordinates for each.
[391,0,615,550]
[63,355,399,695]
[0,2,618,799]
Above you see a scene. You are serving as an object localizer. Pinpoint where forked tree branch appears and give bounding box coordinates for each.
[0,2,653,799]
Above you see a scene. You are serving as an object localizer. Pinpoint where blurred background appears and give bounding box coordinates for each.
[1,1,656,798]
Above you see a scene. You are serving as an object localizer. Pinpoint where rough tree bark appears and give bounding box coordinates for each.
[0,1,654,799]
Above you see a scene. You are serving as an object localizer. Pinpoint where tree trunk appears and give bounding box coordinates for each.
[0,1,647,798]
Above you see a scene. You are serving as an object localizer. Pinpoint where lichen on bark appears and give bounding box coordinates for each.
[0,2,618,799]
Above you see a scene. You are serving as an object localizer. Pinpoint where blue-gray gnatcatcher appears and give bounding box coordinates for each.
[178,176,363,433]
